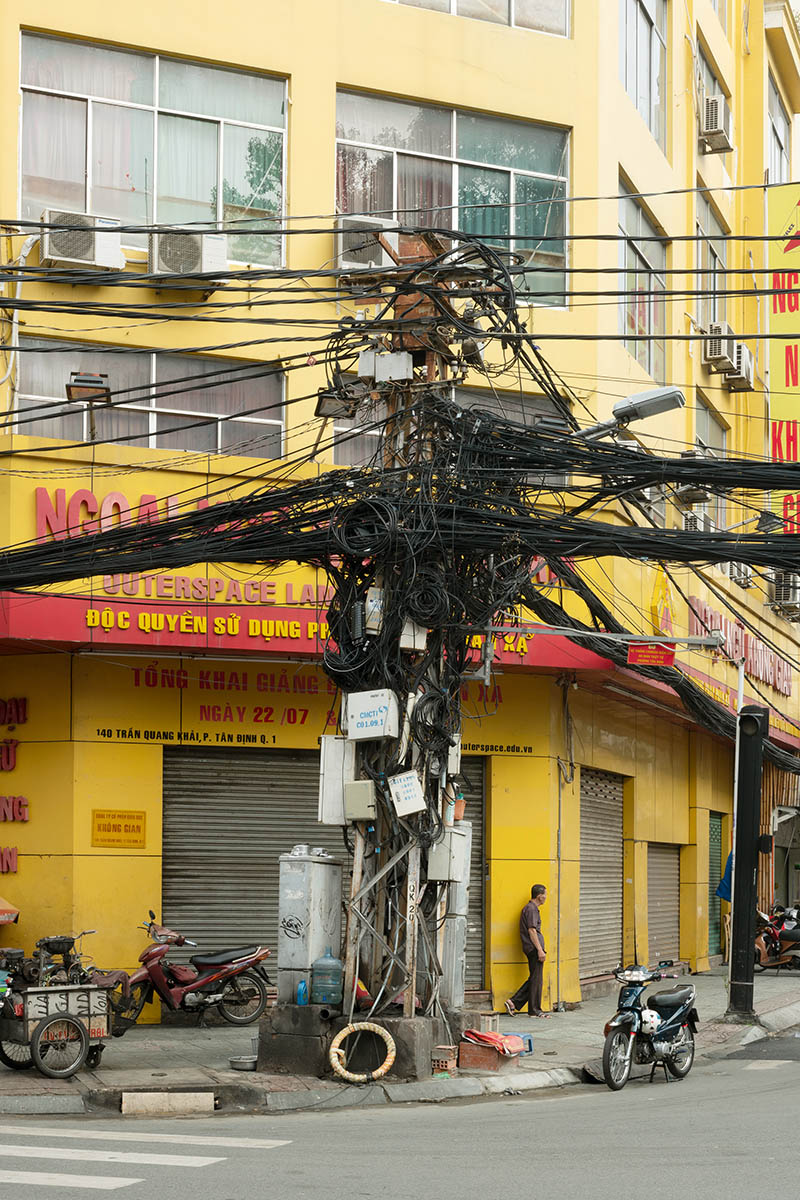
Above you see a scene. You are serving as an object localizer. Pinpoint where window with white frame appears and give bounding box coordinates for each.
[389,0,568,35]
[619,0,667,151]
[709,0,726,34]
[20,34,285,264]
[696,193,727,331]
[335,91,569,305]
[696,396,726,530]
[619,184,666,383]
[769,74,791,184]
[697,44,730,162]
[16,340,284,457]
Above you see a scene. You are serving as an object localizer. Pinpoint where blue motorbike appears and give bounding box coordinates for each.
[602,961,699,1091]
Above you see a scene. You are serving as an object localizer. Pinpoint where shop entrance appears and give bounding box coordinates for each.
[161,747,486,988]
[579,767,624,979]
[708,813,724,956]
[647,843,681,963]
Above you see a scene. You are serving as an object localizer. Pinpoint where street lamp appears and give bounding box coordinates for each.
[65,372,111,442]
[577,386,686,441]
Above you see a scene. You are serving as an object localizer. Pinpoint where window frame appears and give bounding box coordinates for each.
[15,338,285,458]
[335,90,570,308]
[768,73,791,185]
[385,0,570,37]
[695,396,727,532]
[619,0,668,152]
[696,192,728,331]
[618,184,667,383]
[18,33,288,267]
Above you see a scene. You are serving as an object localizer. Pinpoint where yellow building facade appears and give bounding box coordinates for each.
[2,0,800,1010]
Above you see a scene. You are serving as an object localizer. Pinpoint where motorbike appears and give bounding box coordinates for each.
[108,911,272,1031]
[754,907,800,971]
[602,961,699,1091]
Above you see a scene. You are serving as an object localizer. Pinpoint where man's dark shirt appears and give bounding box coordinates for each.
[520,899,544,955]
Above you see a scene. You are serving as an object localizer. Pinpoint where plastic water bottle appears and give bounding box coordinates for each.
[296,979,309,1006]
[311,947,344,1006]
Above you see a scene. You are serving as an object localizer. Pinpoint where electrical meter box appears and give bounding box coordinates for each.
[277,849,342,1003]
[344,779,377,821]
[427,826,470,882]
[343,689,399,741]
[318,735,357,825]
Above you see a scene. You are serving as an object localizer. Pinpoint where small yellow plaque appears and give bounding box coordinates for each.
[91,810,147,849]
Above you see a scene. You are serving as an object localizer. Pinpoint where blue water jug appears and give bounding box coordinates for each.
[296,979,309,1006]
[311,947,344,1006]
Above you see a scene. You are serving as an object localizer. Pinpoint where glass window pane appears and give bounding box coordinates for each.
[398,154,452,227]
[159,59,284,127]
[626,0,638,96]
[457,111,567,176]
[637,4,651,122]
[222,125,282,263]
[514,0,568,35]
[92,103,153,239]
[15,395,84,441]
[457,0,509,23]
[400,0,450,8]
[333,424,381,467]
[95,407,150,446]
[21,92,86,221]
[155,412,217,451]
[220,420,282,458]
[516,175,565,304]
[157,114,217,226]
[155,355,280,417]
[336,145,393,214]
[458,165,510,243]
[22,34,153,103]
[18,339,151,403]
[336,92,451,155]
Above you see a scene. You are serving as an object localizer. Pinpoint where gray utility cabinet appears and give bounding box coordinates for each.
[277,850,342,1004]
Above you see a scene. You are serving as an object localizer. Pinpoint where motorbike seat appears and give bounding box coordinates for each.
[779,927,800,943]
[648,986,694,1011]
[189,946,259,969]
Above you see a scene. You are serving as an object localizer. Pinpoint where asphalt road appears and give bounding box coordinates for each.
[1,1034,799,1198]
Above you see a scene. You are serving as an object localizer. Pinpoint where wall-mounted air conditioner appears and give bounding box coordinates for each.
[40,210,124,270]
[701,94,734,154]
[772,570,800,618]
[335,215,399,273]
[148,231,228,280]
[683,509,714,533]
[675,451,712,505]
[729,561,753,588]
[702,322,737,373]
[725,342,755,392]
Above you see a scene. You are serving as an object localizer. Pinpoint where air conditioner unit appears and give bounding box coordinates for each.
[701,94,734,153]
[40,209,124,270]
[148,232,228,280]
[772,570,800,617]
[725,342,755,392]
[730,561,753,588]
[683,509,714,534]
[675,451,712,505]
[702,322,737,373]
[335,215,399,273]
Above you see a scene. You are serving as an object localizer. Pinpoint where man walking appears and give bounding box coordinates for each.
[505,884,549,1018]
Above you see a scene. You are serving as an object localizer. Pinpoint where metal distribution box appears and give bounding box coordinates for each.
[427,825,470,882]
[318,735,357,825]
[277,850,342,1003]
[343,689,399,741]
[440,914,467,1009]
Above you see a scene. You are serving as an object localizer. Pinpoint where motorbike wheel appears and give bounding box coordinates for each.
[86,1045,105,1070]
[666,1027,695,1079]
[109,980,149,1026]
[217,970,268,1025]
[0,1040,35,1070]
[602,1029,632,1091]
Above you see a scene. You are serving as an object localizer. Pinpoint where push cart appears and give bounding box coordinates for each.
[0,983,112,1077]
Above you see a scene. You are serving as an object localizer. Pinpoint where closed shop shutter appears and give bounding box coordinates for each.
[162,747,486,985]
[708,814,723,956]
[648,843,681,963]
[579,767,624,979]
[460,756,486,990]
[162,747,341,964]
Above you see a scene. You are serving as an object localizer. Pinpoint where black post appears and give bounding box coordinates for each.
[725,705,768,1020]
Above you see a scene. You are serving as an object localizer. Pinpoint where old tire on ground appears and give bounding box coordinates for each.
[31,1015,89,1079]
[217,970,268,1025]
[602,1028,632,1091]
[329,1021,397,1084]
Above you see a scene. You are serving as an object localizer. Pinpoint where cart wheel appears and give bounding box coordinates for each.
[0,1040,35,1070]
[86,1044,105,1070]
[31,1015,89,1078]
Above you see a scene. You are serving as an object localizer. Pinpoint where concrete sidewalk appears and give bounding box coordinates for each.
[2,967,799,1115]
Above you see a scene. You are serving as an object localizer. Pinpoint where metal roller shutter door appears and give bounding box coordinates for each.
[579,767,624,979]
[648,843,681,963]
[708,814,723,956]
[460,756,486,990]
[162,747,342,964]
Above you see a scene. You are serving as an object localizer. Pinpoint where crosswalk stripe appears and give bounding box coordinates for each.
[0,1145,225,1168]
[0,1124,290,1150]
[0,1168,141,1190]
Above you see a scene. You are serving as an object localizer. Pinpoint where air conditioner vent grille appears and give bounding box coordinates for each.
[47,210,95,262]
[153,233,204,275]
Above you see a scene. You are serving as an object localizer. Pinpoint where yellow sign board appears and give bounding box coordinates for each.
[91,810,147,849]
[768,183,800,530]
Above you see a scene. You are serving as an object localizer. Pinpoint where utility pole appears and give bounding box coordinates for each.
[725,704,768,1020]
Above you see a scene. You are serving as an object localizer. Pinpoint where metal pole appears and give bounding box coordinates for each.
[726,659,745,992]
[725,705,768,1020]
[403,842,420,1017]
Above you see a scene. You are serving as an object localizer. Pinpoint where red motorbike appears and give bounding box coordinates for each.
[108,911,271,1031]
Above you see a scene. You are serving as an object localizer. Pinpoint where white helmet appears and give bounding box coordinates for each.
[640,1008,662,1035]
